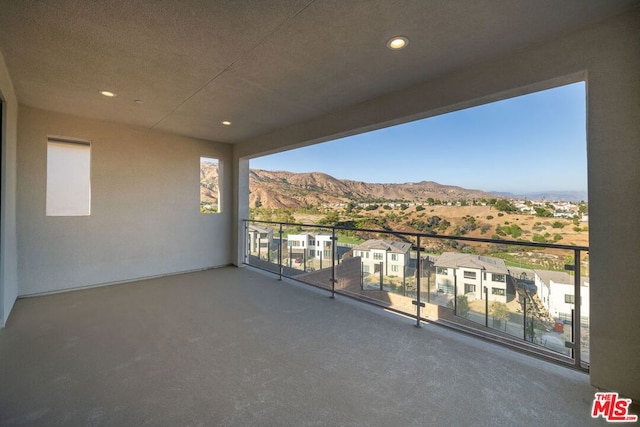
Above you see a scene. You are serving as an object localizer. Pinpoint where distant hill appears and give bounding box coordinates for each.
[248,169,497,209]
[201,164,587,209]
[491,190,587,202]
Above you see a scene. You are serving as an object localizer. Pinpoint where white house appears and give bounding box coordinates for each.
[247,224,273,255]
[434,253,510,303]
[534,270,590,321]
[352,239,411,278]
[286,233,333,261]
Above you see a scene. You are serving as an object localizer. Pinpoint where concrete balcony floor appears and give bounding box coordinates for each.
[0,267,604,426]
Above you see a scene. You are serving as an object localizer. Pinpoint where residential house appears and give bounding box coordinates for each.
[353,239,411,278]
[286,233,333,262]
[247,224,273,256]
[534,270,590,321]
[434,253,510,303]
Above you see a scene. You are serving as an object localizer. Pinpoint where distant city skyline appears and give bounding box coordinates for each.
[251,82,587,194]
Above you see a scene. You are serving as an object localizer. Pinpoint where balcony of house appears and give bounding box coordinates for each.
[244,219,591,370]
[0,266,603,426]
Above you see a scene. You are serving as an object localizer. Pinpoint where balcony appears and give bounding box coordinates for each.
[0,266,603,425]
[244,219,590,370]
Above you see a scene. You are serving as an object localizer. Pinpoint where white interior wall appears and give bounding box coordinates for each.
[235,9,640,401]
[0,49,18,326]
[17,107,233,296]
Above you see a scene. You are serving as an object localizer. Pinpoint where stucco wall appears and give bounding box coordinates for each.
[235,9,640,400]
[17,107,233,296]
[0,49,18,326]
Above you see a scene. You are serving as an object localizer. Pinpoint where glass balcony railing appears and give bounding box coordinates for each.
[243,219,590,370]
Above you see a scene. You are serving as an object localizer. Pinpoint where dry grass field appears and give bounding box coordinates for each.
[292,205,588,247]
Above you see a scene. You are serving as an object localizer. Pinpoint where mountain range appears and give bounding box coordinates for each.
[201,162,498,209]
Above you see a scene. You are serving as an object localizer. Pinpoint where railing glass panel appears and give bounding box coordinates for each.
[243,219,588,369]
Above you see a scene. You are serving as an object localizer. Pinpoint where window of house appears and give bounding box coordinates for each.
[436,267,448,275]
[492,288,505,296]
[391,254,398,261]
[463,271,476,279]
[373,253,383,260]
[46,137,91,216]
[492,274,505,282]
[391,265,399,273]
[365,252,369,259]
[465,284,476,293]
[565,294,575,304]
[324,250,331,257]
[200,157,221,213]
[363,264,370,273]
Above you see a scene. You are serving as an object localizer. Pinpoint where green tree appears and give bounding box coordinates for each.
[490,301,510,330]
[318,210,340,225]
[534,207,554,217]
[578,202,588,215]
[447,295,470,318]
[494,199,517,212]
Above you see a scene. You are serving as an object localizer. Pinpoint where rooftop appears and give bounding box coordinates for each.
[434,252,508,274]
[353,239,412,254]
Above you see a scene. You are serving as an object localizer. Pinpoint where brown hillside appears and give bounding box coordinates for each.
[247,169,497,209]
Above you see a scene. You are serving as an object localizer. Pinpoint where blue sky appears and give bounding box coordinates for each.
[251,82,587,194]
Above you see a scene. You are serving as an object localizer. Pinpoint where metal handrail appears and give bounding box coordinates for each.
[243,218,589,370]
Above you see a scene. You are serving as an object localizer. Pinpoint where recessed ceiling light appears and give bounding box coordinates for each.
[387,36,408,50]
[98,90,116,97]
[221,121,232,126]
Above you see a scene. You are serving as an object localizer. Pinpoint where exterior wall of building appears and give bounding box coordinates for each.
[548,281,590,320]
[248,227,272,254]
[535,275,552,310]
[435,267,455,294]
[438,267,507,303]
[314,235,333,260]
[16,107,233,296]
[0,50,18,326]
[358,249,408,278]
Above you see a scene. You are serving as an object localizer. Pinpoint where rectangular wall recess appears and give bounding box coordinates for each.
[46,137,91,216]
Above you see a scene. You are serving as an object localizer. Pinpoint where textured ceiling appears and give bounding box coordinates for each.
[0,0,638,144]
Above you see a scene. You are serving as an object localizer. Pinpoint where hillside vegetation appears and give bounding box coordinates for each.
[200,164,589,250]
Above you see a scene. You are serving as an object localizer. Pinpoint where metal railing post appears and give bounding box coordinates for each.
[330,227,336,298]
[414,236,422,327]
[454,275,457,316]
[278,223,283,280]
[573,248,582,368]
[485,287,489,328]
[244,220,249,264]
[523,296,527,341]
